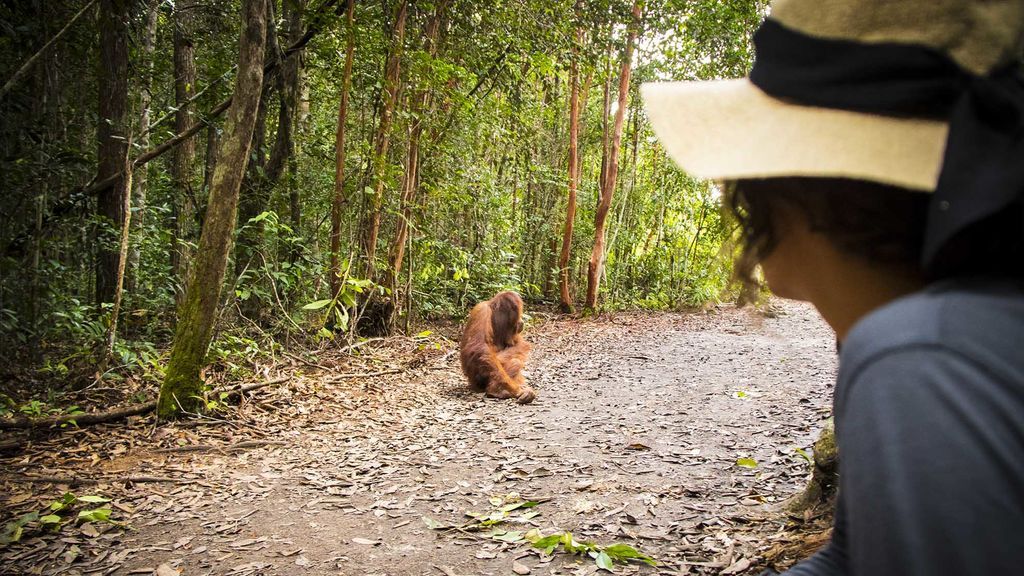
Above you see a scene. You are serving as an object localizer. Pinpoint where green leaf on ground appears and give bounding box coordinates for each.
[77,508,112,523]
[595,551,614,571]
[491,530,524,543]
[526,530,657,568]
[50,492,76,512]
[422,516,446,530]
[604,543,657,566]
[0,524,23,545]
[531,534,561,555]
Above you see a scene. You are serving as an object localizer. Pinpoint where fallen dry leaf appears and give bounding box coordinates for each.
[512,560,531,574]
[155,564,180,576]
[721,557,751,575]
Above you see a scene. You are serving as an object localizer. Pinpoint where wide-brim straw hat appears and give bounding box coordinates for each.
[642,0,1024,191]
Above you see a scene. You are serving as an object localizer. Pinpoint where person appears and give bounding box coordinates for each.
[641,0,1024,574]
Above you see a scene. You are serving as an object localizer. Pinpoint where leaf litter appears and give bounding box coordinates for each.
[0,301,837,575]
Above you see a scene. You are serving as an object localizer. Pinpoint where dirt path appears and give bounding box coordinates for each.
[1,301,837,576]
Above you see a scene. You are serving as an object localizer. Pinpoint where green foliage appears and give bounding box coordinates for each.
[207,331,276,378]
[17,400,47,418]
[3,397,84,424]
[234,210,320,326]
[0,394,15,417]
[304,273,379,336]
[32,292,167,387]
[196,390,232,413]
[422,495,655,571]
[1,493,118,546]
[525,529,657,571]
[0,0,763,390]
[794,446,814,466]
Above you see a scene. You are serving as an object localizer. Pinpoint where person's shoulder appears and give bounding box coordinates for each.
[842,278,1024,373]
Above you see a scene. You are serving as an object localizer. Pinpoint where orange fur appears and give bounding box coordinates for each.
[459,291,536,404]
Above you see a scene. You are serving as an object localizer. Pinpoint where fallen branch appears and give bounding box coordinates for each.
[0,402,154,431]
[0,377,288,430]
[283,351,333,371]
[326,369,403,381]
[0,437,25,452]
[220,377,289,402]
[3,474,188,485]
[153,439,287,454]
[338,337,385,354]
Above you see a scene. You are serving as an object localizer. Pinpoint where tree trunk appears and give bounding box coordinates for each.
[598,27,613,199]
[558,22,583,314]
[606,96,641,271]
[126,0,159,296]
[29,4,54,338]
[284,0,306,266]
[202,125,219,200]
[234,3,298,292]
[360,0,407,279]
[586,1,640,310]
[682,198,710,283]
[264,0,298,198]
[95,0,130,307]
[234,87,270,284]
[171,0,198,299]
[385,1,446,330]
[329,0,356,299]
[159,0,267,419]
[100,143,133,369]
[786,419,839,517]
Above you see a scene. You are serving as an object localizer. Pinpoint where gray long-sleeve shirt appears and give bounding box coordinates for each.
[785,279,1024,576]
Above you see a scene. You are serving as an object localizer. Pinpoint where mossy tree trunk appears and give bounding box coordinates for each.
[171,0,198,301]
[787,418,839,517]
[158,0,267,419]
[233,1,301,321]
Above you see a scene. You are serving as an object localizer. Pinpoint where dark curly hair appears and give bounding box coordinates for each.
[724,177,1024,293]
